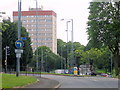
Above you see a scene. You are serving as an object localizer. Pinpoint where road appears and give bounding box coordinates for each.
[41,74,118,88]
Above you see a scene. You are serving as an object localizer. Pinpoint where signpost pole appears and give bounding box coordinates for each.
[15,49,23,77]
[16,56,20,77]
[16,0,22,77]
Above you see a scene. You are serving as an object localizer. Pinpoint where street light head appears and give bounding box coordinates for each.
[61,19,64,21]
[67,21,71,23]
[66,30,68,32]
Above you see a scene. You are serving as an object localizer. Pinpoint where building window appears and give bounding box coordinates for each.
[46,24,52,27]
[46,19,52,22]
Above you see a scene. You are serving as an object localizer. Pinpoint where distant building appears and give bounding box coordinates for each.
[13,8,57,54]
[0,12,10,23]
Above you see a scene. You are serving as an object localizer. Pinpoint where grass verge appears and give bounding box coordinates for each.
[2,73,37,88]
[21,71,91,77]
[0,73,2,89]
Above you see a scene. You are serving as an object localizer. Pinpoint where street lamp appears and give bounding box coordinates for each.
[61,19,70,69]
[33,0,39,73]
[15,0,22,77]
[61,19,74,68]
[60,45,63,69]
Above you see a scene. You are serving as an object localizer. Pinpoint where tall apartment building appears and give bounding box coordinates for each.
[13,8,57,54]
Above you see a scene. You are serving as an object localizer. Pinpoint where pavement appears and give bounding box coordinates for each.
[22,76,61,89]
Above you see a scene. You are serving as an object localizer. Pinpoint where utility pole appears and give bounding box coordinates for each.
[66,21,70,69]
[61,46,63,69]
[18,0,21,40]
[15,0,23,77]
[70,19,74,67]
[34,0,39,72]
[16,0,21,77]
[61,19,74,68]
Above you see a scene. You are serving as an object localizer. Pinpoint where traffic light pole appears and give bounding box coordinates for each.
[5,46,8,73]
[4,46,9,73]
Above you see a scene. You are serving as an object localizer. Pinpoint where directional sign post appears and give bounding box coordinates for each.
[15,40,24,48]
[21,37,27,40]
[15,0,22,77]
[15,48,23,77]
[15,40,24,77]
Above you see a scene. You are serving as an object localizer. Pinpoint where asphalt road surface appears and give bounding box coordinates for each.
[41,74,119,88]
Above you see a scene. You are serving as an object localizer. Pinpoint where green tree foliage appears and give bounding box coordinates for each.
[2,20,18,69]
[2,20,33,71]
[33,46,62,72]
[21,27,33,70]
[75,46,112,73]
[87,2,120,75]
[57,39,85,68]
[57,39,66,58]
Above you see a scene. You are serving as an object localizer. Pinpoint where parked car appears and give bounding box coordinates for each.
[64,69,69,74]
[91,71,97,76]
[101,73,108,77]
[55,69,65,74]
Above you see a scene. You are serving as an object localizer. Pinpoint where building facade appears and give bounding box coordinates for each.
[0,12,10,23]
[13,8,57,54]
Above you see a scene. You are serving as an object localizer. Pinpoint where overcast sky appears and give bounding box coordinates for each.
[0,0,92,46]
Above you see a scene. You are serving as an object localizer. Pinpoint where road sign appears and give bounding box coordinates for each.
[16,53,21,58]
[15,49,23,58]
[21,37,27,40]
[15,40,24,48]
[15,49,23,53]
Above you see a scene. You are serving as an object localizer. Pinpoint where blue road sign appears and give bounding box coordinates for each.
[21,37,27,40]
[15,40,24,48]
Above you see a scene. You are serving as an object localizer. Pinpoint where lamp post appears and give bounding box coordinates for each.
[61,19,70,69]
[16,0,22,77]
[70,19,74,67]
[18,0,21,40]
[61,19,74,68]
[63,45,66,69]
[34,0,39,72]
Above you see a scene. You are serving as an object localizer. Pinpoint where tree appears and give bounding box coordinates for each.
[87,2,120,75]
[2,20,33,71]
[34,46,62,72]
[57,39,66,56]
[57,39,86,68]
[2,20,18,70]
[20,27,33,70]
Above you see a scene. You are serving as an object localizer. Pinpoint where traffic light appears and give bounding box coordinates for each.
[7,49,10,55]
[5,60,6,65]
